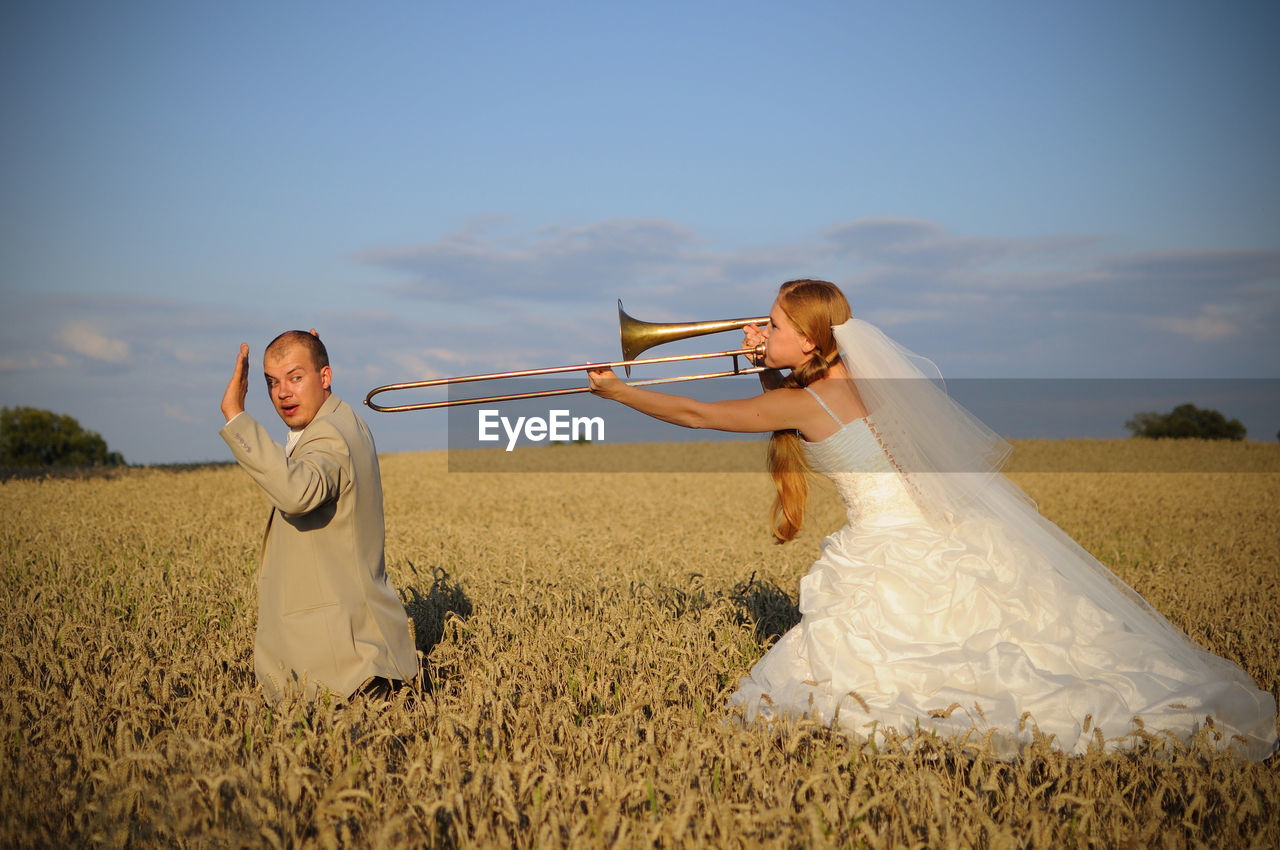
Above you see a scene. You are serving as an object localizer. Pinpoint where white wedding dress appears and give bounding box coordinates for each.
[729,390,1279,759]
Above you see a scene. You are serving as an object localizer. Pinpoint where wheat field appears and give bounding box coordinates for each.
[2,439,1277,848]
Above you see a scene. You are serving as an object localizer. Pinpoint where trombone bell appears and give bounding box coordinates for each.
[618,300,767,376]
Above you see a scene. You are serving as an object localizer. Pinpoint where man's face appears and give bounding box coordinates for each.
[263,345,331,429]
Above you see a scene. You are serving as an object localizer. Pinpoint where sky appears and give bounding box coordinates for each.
[2,0,1278,465]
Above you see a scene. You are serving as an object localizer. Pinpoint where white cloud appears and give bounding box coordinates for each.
[342,215,1279,382]
[1100,250,1280,285]
[8,218,1269,465]
[867,308,948,326]
[161,402,204,424]
[383,347,478,382]
[356,218,706,301]
[173,349,212,365]
[0,352,71,372]
[823,217,1101,275]
[56,321,131,362]
[1151,306,1242,342]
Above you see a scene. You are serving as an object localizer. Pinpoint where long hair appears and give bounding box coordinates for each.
[766,280,852,543]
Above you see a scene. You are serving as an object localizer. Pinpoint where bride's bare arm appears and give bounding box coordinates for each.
[586,367,814,434]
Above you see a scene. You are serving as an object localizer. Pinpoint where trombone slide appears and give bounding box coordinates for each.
[364,302,768,413]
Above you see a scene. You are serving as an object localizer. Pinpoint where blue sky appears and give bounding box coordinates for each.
[2,1,1278,464]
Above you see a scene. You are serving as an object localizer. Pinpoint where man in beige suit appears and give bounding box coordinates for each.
[220,330,418,702]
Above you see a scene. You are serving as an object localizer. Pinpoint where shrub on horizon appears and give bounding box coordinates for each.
[0,405,125,467]
[1125,403,1246,441]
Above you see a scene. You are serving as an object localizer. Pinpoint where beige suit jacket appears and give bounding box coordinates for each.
[221,393,418,702]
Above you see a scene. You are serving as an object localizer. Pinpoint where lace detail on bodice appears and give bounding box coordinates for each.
[803,418,924,527]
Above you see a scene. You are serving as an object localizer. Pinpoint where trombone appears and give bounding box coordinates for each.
[364,301,769,412]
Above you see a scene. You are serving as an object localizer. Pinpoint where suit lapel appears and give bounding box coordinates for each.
[261,394,339,565]
[288,394,342,454]
[259,393,341,568]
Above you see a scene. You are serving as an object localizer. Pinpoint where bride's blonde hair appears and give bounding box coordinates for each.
[767,279,852,543]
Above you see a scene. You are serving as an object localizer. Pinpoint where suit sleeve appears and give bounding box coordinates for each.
[220,412,348,517]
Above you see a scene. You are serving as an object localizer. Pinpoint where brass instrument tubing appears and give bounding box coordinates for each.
[365,347,764,412]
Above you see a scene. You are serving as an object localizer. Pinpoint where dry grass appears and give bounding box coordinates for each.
[2,439,1277,848]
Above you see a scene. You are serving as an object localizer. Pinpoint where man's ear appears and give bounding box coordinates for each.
[321,365,332,390]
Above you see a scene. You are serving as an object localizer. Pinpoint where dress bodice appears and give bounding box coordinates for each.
[802,416,924,528]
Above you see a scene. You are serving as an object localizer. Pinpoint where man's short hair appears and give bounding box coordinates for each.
[266,330,330,370]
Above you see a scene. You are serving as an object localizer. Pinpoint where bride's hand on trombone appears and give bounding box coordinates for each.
[742,321,786,390]
[586,366,625,400]
[742,322,768,366]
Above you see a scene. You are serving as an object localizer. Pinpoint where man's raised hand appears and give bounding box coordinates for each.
[221,343,250,422]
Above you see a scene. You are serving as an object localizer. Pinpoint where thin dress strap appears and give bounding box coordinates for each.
[804,386,845,427]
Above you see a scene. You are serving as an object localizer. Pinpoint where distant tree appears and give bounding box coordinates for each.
[0,406,125,467]
[1124,403,1246,441]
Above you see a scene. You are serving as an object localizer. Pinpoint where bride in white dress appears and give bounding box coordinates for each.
[587,279,1278,759]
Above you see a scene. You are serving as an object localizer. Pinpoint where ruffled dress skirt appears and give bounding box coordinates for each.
[728,419,1278,759]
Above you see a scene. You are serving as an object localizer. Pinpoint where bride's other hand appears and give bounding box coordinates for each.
[743,322,768,365]
[587,366,625,399]
[744,322,784,389]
